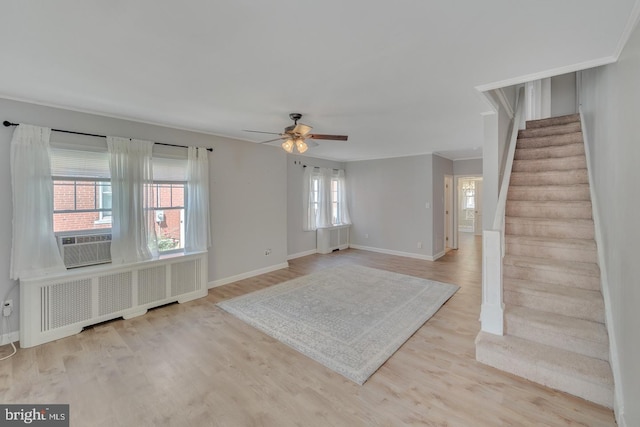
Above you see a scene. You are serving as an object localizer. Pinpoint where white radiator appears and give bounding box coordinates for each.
[20,252,208,348]
[317,225,350,254]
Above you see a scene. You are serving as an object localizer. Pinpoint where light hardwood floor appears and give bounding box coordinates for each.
[0,234,615,426]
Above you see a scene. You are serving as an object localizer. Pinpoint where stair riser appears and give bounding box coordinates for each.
[503,289,604,323]
[514,143,584,160]
[506,243,598,264]
[506,222,594,239]
[510,170,588,186]
[512,156,586,172]
[518,122,581,138]
[505,314,609,361]
[516,132,583,149]
[526,114,581,129]
[475,340,613,408]
[507,186,591,201]
[504,265,600,290]
[506,203,592,219]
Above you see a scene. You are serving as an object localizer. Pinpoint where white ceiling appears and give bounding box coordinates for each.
[1,1,637,161]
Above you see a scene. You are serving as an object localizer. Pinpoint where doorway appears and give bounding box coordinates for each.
[444,175,453,251]
[457,176,483,236]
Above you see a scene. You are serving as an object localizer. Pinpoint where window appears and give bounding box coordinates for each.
[462,180,475,210]
[331,178,340,225]
[53,178,113,232]
[51,146,190,255]
[150,182,186,253]
[303,167,351,230]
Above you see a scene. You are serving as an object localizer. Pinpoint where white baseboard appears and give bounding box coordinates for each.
[287,249,317,261]
[208,262,289,288]
[349,244,439,261]
[1,331,19,346]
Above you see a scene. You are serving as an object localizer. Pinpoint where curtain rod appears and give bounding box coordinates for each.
[3,121,213,152]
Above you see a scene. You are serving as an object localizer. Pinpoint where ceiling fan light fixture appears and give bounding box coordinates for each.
[281,139,294,153]
[295,138,308,154]
[292,123,312,136]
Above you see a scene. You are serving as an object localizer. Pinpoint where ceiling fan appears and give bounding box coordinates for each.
[243,113,348,154]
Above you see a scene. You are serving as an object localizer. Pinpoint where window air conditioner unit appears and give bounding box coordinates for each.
[57,233,112,268]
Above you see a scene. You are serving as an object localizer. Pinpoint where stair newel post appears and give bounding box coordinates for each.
[481,229,504,335]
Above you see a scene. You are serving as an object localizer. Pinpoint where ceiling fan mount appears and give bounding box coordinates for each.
[243,113,348,154]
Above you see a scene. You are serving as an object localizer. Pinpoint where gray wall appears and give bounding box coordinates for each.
[0,97,288,337]
[347,154,434,258]
[287,154,344,258]
[579,23,640,427]
[551,72,577,117]
[453,158,483,175]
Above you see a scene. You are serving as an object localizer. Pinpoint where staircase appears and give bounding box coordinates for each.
[476,114,614,408]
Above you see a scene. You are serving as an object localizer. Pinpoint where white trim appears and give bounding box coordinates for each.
[1,331,19,346]
[208,262,289,288]
[579,108,624,425]
[495,88,515,119]
[612,0,640,60]
[349,244,441,261]
[475,56,618,93]
[287,249,317,260]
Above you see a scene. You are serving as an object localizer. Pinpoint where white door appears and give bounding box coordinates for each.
[474,179,483,235]
[444,176,453,250]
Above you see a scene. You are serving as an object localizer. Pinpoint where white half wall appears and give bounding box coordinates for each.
[578,22,640,427]
[0,97,288,339]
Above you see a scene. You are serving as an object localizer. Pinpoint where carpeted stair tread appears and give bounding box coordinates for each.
[503,255,600,290]
[505,235,597,263]
[505,217,595,239]
[514,142,585,160]
[507,184,591,201]
[512,155,586,172]
[525,114,581,129]
[510,169,588,186]
[518,121,581,138]
[504,255,599,277]
[505,306,609,360]
[515,132,583,150]
[503,277,604,323]
[475,332,613,408]
[506,200,592,219]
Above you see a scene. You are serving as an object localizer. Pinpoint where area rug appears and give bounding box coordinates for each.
[216,264,459,384]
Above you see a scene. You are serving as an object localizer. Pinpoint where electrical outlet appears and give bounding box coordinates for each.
[3,299,13,317]
[417,242,422,249]
[264,249,272,256]
[364,233,369,239]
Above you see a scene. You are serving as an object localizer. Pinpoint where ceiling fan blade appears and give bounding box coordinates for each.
[243,129,283,135]
[257,136,286,144]
[308,134,348,141]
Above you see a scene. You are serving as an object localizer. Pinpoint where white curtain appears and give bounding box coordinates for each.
[303,167,350,231]
[107,137,157,263]
[303,166,318,230]
[317,167,332,227]
[10,124,66,279]
[336,169,352,225]
[185,147,211,252]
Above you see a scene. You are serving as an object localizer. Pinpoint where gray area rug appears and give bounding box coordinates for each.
[216,264,459,384]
